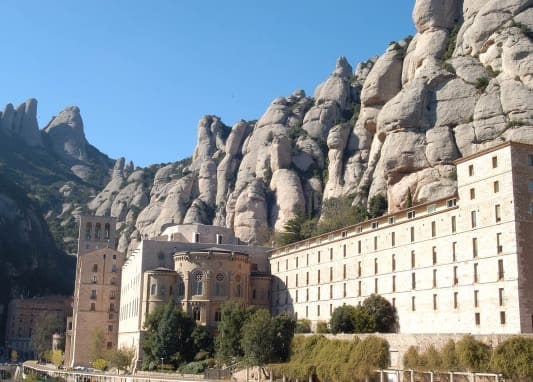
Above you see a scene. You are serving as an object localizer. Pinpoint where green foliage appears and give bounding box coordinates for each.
[361,294,396,333]
[241,310,276,366]
[90,328,106,361]
[444,23,462,60]
[330,305,357,334]
[286,123,307,141]
[316,195,367,235]
[406,187,413,208]
[272,313,296,362]
[177,360,208,374]
[490,337,533,379]
[142,301,196,369]
[106,348,134,372]
[368,194,388,219]
[92,358,107,371]
[456,335,491,372]
[316,321,330,334]
[294,319,311,334]
[274,334,389,382]
[32,313,65,360]
[215,301,254,363]
[475,77,489,91]
[191,326,214,355]
[486,65,500,78]
[403,346,420,369]
[441,339,460,371]
[330,295,395,334]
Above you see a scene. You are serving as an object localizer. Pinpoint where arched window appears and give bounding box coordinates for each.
[95,223,101,240]
[215,273,225,296]
[193,307,201,321]
[193,272,203,295]
[176,274,185,297]
[104,223,110,240]
[85,223,92,240]
[215,310,222,322]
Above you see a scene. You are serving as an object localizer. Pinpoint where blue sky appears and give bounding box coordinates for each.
[1,1,415,167]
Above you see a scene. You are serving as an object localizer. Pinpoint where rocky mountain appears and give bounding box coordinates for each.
[87,0,533,252]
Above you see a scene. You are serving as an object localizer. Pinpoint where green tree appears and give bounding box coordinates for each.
[106,348,135,373]
[456,335,491,372]
[349,335,390,380]
[31,313,65,361]
[317,196,367,234]
[51,350,63,368]
[191,326,214,356]
[215,301,254,363]
[271,313,296,362]
[491,336,533,380]
[330,305,357,334]
[406,187,413,208]
[241,309,275,366]
[143,301,195,369]
[362,294,396,332]
[368,194,388,219]
[295,319,311,334]
[352,305,377,333]
[441,339,460,371]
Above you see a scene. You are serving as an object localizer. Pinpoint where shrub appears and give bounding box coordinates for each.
[316,321,330,334]
[475,77,489,91]
[456,335,491,372]
[295,319,311,334]
[491,337,533,380]
[92,358,107,371]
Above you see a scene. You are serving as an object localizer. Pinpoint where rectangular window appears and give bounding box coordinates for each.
[500,311,506,325]
[318,251,321,263]
[374,236,378,250]
[432,247,437,265]
[317,269,321,283]
[392,298,396,307]
[497,233,503,253]
[306,306,308,318]
[431,221,436,237]
[108,325,113,332]
[90,303,96,311]
[411,251,416,268]
[306,289,309,302]
[451,216,456,233]
[277,262,279,272]
[474,263,479,283]
[447,198,457,208]
[452,242,457,262]
[92,264,98,272]
[330,285,333,299]
[475,312,480,325]
[295,290,298,303]
[392,275,396,292]
[372,222,379,229]
[428,205,436,213]
[494,181,499,193]
[330,267,333,282]
[358,261,361,277]
[330,304,333,315]
[495,204,501,222]
[498,259,504,280]
[472,237,479,257]
[412,296,416,311]
[374,278,378,294]
[318,287,321,300]
[471,210,477,228]
[410,226,415,242]
[499,288,504,306]
[306,272,309,286]
[392,254,396,271]
[329,248,333,260]
[470,188,476,200]
[358,240,361,254]
[391,232,396,246]
[296,274,298,287]
[90,290,97,299]
[453,266,458,285]
[492,156,498,168]
[343,283,347,297]
[285,259,288,270]
[317,305,320,318]
[474,290,479,308]
[411,272,416,290]
[374,258,378,275]
[295,257,298,268]
[469,164,474,176]
[433,269,437,288]
[358,281,361,297]
[408,210,416,219]
[454,292,458,309]
[433,294,438,310]
[343,264,346,280]
[389,216,395,224]
[306,253,309,266]
[343,244,346,258]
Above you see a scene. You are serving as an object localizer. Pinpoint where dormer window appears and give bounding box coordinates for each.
[193,232,200,243]
[216,234,223,245]
[407,210,416,219]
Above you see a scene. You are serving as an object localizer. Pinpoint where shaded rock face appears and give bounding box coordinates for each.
[85,0,532,250]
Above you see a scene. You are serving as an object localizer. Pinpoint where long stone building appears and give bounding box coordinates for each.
[270,141,533,334]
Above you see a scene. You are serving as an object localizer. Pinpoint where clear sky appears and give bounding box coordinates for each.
[1,1,415,167]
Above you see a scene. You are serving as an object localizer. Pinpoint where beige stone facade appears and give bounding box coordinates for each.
[117,224,271,367]
[65,216,125,367]
[5,296,71,360]
[270,142,533,335]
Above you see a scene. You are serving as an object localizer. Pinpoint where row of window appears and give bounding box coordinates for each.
[85,222,112,241]
[148,273,243,298]
[278,259,506,302]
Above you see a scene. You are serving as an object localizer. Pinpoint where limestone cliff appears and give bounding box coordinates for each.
[85,0,532,250]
